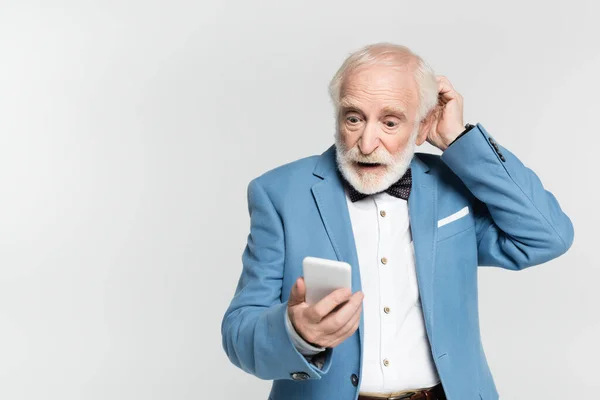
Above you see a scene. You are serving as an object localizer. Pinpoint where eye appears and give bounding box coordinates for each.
[384,120,397,128]
[346,116,361,124]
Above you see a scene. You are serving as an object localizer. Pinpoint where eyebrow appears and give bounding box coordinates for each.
[381,106,407,120]
[339,99,407,120]
[339,99,361,112]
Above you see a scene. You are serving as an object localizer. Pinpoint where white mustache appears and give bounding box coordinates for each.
[345,146,394,165]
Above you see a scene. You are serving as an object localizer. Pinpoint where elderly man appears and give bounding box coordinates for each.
[221,43,573,400]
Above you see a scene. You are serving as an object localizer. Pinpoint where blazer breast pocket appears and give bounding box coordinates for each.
[437,206,475,242]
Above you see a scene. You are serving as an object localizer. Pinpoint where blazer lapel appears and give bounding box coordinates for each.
[408,155,438,328]
[311,145,364,345]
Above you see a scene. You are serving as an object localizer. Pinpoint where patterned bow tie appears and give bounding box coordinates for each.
[342,168,412,202]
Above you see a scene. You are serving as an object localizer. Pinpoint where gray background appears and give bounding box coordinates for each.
[0,0,598,399]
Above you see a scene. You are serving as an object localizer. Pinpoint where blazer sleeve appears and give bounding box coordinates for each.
[221,178,333,380]
[440,123,574,270]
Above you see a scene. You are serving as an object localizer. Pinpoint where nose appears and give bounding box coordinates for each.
[358,121,380,155]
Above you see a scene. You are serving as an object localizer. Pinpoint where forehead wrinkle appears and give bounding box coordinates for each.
[344,85,416,103]
[339,93,411,117]
[340,88,415,123]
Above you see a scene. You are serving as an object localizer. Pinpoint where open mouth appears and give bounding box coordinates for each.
[356,161,383,168]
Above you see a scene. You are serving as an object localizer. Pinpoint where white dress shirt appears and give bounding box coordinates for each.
[285,187,440,393]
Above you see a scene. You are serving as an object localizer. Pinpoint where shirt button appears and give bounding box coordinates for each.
[383,306,390,314]
[351,373,359,387]
[383,359,390,367]
[381,257,388,265]
[380,210,386,217]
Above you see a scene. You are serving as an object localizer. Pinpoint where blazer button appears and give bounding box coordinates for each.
[351,373,359,387]
[290,372,310,381]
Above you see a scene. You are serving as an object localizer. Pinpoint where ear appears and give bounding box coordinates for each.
[416,109,436,146]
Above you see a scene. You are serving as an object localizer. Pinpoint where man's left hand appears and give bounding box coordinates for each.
[426,76,465,151]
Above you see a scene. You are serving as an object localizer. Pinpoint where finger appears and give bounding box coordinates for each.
[320,291,364,332]
[437,76,462,102]
[438,79,458,98]
[288,277,306,306]
[436,75,452,87]
[326,305,362,348]
[330,299,362,338]
[305,287,352,323]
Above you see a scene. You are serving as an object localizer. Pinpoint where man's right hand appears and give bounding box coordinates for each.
[287,277,363,349]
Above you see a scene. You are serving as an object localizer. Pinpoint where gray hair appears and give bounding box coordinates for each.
[328,43,438,122]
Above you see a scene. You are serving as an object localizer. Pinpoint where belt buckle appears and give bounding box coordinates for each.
[388,392,415,400]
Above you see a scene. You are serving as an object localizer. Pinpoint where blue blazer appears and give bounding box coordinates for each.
[221,124,573,400]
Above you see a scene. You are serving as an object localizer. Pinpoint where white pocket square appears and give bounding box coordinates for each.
[438,206,469,228]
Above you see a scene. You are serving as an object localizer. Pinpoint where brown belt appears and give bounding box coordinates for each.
[358,383,446,400]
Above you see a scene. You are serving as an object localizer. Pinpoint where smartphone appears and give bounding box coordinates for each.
[302,256,352,305]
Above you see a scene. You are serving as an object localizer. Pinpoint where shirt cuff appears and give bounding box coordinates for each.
[447,123,476,148]
[285,306,326,356]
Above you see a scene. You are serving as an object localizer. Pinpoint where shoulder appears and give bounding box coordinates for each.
[248,153,321,192]
[414,152,471,195]
[415,152,441,168]
[415,152,450,177]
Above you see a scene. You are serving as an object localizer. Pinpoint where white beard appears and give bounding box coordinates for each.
[335,125,418,195]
